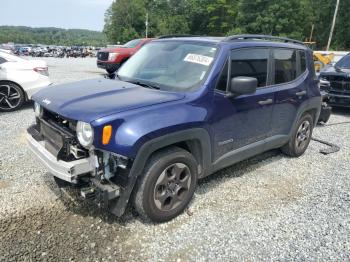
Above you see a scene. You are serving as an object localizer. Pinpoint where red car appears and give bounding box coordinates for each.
[97,38,153,74]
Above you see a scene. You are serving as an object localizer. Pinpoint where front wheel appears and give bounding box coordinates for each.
[133,147,198,222]
[281,114,314,157]
[0,81,25,111]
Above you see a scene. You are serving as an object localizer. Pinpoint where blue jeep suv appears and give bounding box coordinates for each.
[27,35,321,222]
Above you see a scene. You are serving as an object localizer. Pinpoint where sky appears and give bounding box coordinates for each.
[0,0,114,31]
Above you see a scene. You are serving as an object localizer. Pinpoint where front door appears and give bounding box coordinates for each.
[211,48,275,161]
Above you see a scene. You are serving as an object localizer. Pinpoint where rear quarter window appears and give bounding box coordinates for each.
[273,49,297,84]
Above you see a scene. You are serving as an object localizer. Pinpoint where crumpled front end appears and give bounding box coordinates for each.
[26,106,135,216]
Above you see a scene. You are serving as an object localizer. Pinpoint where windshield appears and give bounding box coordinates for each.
[122,39,142,48]
[335,54,350,69]
[118,41,218,92]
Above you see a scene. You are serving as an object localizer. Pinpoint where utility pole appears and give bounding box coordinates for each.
[327,0,340,51]
[309,24,314,42]
[145,13,149,38]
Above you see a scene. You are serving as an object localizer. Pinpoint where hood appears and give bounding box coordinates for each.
[32,78,185,123]
[321,65,350,75]
[99,47,134,54]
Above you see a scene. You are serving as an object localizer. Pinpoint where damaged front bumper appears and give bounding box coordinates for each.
[26,124,132,216]
[26,130,95,184]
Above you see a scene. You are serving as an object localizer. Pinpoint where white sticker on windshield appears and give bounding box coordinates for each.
[184,53,213,66]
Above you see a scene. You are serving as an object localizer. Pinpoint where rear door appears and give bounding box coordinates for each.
[270,49,309,137]
[211,48,275,161]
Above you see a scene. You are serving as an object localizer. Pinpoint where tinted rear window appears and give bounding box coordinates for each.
[273,49,297,84]
[300,51,306,74]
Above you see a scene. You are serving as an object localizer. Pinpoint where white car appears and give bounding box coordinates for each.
[0,51,51,111]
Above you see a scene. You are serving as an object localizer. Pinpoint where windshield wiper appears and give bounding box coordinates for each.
[130,80,160,90]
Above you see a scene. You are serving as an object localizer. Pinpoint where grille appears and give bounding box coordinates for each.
[324,75,350,93]
[97,51,109,61]
[330,80,350,93]
[37,109,88,161]
[42,109,76,133]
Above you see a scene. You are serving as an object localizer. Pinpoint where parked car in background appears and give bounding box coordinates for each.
[27,35,321,222]
[18,46,32,56]
[319,53,350,107]
[0,51,51,111]
[97,38,154,74]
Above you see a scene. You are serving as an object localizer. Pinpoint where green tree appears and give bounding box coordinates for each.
[0,26,107,46]
[104,0,146,43]
[103,0,350,49]
[236,0,309,40]
[207,0,237,35]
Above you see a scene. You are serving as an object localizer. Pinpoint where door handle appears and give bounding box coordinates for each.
[296,90,307,96]
[258,99,273,105]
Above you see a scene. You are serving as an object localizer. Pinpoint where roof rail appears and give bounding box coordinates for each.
[158,34,201,39]
[224,34,304,45]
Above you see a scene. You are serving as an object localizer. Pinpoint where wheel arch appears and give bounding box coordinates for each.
[289,97,321,137]
[0,79,28,100]
[130,128,212,179]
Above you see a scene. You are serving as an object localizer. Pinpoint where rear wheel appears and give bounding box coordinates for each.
[133,147,198,222]
[0,81,25,111]
[281,114,314,157]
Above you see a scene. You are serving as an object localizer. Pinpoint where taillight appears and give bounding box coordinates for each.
[33,67,49,76]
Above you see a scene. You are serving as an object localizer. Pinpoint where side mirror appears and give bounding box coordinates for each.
[229,76,257,96]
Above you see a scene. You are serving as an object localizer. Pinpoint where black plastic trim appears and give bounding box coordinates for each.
[109,128,212,216]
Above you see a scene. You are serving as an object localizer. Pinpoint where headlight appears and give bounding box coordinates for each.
[34,102,43,118]
[108,52,119,61]
[76,121,94,148]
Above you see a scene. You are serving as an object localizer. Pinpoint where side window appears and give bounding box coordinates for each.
[231,49,269,88]
[216,60,228,92]
[0,57,7,64]
[273,49,297,84]
[299,50,307,74]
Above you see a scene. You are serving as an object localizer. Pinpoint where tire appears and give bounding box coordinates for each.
[106,69,116,74]
[0,81,25,112]
[318,104,332,124]
[133,147,198,222]
[281,114,314,157]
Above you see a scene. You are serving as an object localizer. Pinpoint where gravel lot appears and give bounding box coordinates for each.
[0,57,349,261]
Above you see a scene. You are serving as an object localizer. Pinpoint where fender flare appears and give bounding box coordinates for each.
[289,96,321,138]
[110,128,212,216]
[131,128,212,178]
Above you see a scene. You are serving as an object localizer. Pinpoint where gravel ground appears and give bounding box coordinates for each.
[0,57,350,261]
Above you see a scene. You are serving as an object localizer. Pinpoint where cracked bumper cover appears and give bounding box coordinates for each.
[26,133,95,184]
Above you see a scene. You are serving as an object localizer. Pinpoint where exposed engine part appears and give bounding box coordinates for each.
[311,137,340,155]
[80,179,120,208]
[96,150,131,181]
[69,145,87,159]
[80,187,96,200]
